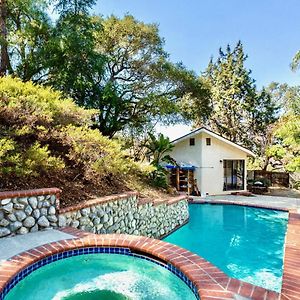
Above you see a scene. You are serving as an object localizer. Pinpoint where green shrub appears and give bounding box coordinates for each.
[294,181,300,190]
[0,76,95,128]
[23,142,65,176]
[57,125,142,179]
[150,166,169,189]
[0,76,149,182]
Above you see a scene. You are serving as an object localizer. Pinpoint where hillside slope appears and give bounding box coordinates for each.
[0,77,156,207]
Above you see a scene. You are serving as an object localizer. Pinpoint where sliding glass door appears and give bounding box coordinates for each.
[223,160,245,191]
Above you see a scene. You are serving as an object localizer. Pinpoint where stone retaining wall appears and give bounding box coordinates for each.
[59,193,188,238]
[0,189,189,238]
[0,188,60,237]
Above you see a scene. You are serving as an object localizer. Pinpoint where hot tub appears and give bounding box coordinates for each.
[1,247,198,300]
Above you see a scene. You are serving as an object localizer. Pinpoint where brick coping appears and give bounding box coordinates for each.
[58,192,139,213]
[0,188,62,201]
[281,212,300,300]
[0,228,278,300]
[59,193,187,213]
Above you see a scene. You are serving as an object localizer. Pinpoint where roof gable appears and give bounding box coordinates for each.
[171,127,255,157]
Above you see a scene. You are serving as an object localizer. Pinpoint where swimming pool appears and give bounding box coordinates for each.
[4,252,197,300]
[164,204,288,292]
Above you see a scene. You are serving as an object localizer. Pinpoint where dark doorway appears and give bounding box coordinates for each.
[223,160,245,191]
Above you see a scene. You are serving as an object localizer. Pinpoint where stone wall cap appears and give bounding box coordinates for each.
[59,191,139,213]
[166,195,188,205]
[0,188,62,200]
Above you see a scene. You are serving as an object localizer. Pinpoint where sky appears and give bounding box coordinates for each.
[94,0,300,140]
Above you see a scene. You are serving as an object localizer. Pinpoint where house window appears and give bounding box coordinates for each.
[189,138,195,146]
[206,138,211,146]
[223,160,245,191]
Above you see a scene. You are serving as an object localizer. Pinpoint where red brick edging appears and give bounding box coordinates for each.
[0,188,62,201]
[58,192,139,213]
[0,228,279,300]
[59,193,187,213]
[281,212,300,300]
[190,198,290,212]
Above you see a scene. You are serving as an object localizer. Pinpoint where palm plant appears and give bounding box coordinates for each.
[145,132,175,188]
[146,132,174,167]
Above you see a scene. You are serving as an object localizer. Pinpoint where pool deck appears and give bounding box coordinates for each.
[191,194,300,211]
[1,196,300,299]
[0,229,74,261]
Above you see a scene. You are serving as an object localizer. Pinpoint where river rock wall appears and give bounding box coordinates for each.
[59,194,188,238]
[0,189,189,238]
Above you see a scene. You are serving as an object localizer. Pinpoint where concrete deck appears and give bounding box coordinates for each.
[191,194,300,210]
[0,229,74,261]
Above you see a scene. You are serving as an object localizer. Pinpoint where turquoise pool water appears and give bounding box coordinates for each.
[4,254,196,300]
[164,204,288,292]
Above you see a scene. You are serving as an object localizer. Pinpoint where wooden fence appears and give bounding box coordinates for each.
[248,170,290,187]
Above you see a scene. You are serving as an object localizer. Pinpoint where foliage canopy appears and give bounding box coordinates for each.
[0,76,148,181]
[200,42,278,153]
[1,1,211,137]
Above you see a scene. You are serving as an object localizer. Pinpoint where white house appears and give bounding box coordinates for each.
[168,127,255,196]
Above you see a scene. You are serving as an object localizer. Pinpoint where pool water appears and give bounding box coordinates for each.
[164,204,288,292]
[4,254,196,300]
[62,290,129,300]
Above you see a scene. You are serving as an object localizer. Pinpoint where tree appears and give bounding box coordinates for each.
[259,82,300,171]
[2,1,210,138]
[54,0,96,15]
[198,41,278,153]
[0,0,10,75]
[89,15,210,137]
[44,14,105,105]
[146,132,174,167]
[266,82,300,116]
[267,115,300,172]
[45,14,210,137]
[291,50,300,72]
[0,0,52,80]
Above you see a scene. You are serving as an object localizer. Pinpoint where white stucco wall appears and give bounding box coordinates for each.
[200,132,248,195]
[171,132,248,195]
[170,134,202,168]
[169,134,202,193]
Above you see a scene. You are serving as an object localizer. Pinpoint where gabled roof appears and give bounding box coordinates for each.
[171,127,255,157]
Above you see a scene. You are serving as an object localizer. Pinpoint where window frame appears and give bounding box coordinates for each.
[189,138,195,146]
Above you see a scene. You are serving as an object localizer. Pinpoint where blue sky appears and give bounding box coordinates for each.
[94,0,300,139]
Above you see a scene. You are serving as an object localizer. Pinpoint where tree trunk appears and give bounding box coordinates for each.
[0,0,10,76]
[262,157,269,171]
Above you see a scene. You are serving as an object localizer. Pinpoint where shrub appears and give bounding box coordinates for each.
[0,76,149,182]
[150,166,169,189]
[57,125,144,179]
[0,139,64,177]
[0,76,95,128]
